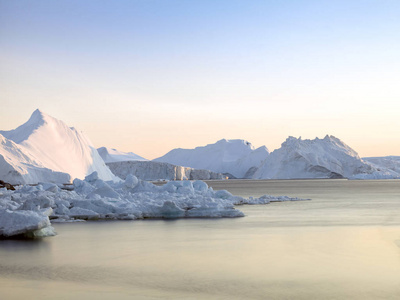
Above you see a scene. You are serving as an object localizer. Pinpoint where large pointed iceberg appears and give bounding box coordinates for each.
[0,109,116,184]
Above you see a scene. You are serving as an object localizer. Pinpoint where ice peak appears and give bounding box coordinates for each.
[24,109,58,129]
[32,108,44,115]
[30,109,44,121]
[30,109,49,122]
[0,109,54,143]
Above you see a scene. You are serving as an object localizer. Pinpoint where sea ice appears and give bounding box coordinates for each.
[0,172,309,238]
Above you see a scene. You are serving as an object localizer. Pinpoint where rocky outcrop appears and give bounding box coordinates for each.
[0,180,15,190]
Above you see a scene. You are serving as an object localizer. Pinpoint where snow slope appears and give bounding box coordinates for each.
[252,135,376,179]
[98,147,147,163]
[154,139,269,178]
[0,109,116,184]
[0,134,70,184]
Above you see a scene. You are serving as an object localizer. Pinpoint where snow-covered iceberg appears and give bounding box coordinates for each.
[0,109,117,184]
[154,139,269,178]
[252,135,382,179]
[0,172,308,238]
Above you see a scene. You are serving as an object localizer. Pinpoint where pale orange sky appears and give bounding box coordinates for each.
[1,0,399,159]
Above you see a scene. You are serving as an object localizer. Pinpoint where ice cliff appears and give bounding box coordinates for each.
[107,160,225,181]
[0,109,116,184]
[154,139,270,178]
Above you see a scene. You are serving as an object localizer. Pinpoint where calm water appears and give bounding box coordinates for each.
[1,179,400,299]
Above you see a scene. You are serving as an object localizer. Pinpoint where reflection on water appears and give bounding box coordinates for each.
[1,179,400,299]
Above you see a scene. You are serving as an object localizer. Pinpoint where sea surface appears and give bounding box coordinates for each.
[1,179,399,299]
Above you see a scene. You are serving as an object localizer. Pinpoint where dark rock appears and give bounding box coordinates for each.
[0,180,16,190]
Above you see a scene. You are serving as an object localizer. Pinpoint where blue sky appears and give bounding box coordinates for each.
[1,0,399,158]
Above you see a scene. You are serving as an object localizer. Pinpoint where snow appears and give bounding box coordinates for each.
[0,109,117,184]
[0,134,71,184]
[97,147,148,163]
[0,172,308,238]
[106,160,225,181]
[154,139,269,178]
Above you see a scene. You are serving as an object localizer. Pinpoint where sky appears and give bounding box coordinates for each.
[1,0,399,159]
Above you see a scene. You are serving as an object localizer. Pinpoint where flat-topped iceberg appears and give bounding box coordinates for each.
[0,172,308,238]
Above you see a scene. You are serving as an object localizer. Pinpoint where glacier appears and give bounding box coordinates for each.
[0,109,116,184]
[0,172,308,238]
[154,139,270,178]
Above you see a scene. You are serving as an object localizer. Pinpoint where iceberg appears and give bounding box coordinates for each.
[0,109,117,184]
[252,135,391,179]
[154,139,269,178]
[154,136,400,180]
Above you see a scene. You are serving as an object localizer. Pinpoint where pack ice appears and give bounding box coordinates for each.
[0,173,307,238]
[0,109,116,184]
